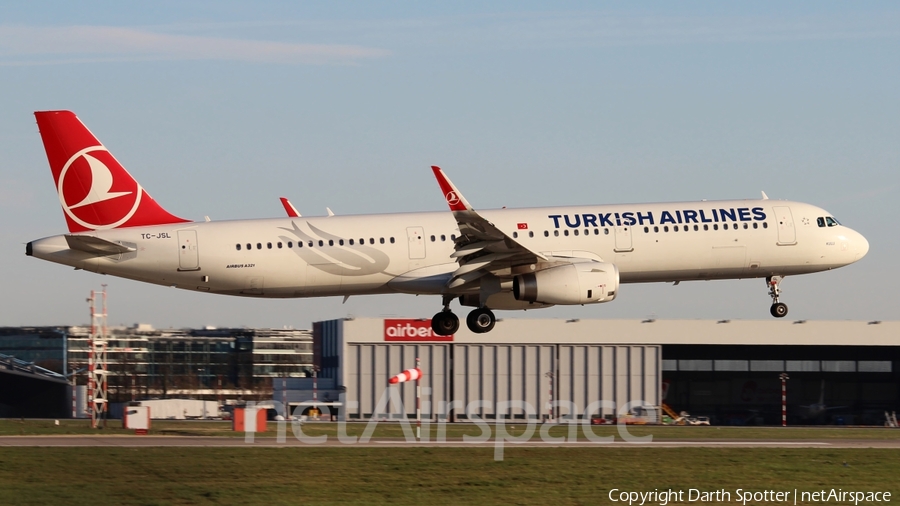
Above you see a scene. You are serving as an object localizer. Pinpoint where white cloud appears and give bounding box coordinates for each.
[0,25,390,65]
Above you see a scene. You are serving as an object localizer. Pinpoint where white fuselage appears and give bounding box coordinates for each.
[28,199,869,302]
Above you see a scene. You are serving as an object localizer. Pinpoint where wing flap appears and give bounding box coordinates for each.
[431,166,549,292]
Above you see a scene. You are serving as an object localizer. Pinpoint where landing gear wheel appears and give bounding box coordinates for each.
[770,302,788,318]
[766,276,787,319]
[431,311,459,336]
[466,307,496,334]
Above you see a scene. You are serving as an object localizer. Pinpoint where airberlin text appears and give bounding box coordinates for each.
[548,207,767,229]
[608,488,891,505]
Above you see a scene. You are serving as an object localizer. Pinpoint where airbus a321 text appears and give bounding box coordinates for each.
[26,111,869,335]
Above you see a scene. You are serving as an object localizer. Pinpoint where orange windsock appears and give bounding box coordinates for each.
[389,367,422,384]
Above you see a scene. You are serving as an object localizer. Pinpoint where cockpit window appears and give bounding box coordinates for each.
[825,217,839,227]
[817,217,825,227]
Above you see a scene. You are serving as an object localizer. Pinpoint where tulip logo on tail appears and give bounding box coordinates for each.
[384,319,454,341]
[59,147,142,230]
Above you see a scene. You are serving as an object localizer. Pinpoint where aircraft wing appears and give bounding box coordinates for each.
[431,166,548,290]
[65,234,136,256]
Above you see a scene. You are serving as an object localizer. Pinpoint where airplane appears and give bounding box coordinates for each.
[799,380,849,421]
[26,110,870,335]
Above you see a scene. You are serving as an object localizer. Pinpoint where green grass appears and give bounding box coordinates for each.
[2,418,899,440]
[0,447,897,505]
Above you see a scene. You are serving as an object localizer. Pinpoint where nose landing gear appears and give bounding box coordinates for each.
[767,276,788,318]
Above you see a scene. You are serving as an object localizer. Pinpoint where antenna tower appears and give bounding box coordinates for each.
[87,285,109,428]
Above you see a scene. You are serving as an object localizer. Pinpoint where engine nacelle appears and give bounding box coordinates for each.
[459,292,554,310]
[513,262,619,305]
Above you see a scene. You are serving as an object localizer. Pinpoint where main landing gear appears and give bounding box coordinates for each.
[767,276,788,318]
[431,299,497,335]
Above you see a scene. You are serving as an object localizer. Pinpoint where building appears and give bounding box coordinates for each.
[0,325,314,405]
[281,318,900,425]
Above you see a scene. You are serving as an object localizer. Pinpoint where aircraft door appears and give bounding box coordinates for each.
[614,225,633,252]
[773,206,797,245]
[407,227,426,259]
[177,230,200,271]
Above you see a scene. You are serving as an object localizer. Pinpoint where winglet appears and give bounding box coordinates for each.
[431,166,472,212]
[279,197,301,217]
[761,191,769,200]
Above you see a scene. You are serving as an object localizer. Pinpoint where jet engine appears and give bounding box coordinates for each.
[513,262,619,305]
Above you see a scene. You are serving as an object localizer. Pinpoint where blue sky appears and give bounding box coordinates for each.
[1,2,898,328]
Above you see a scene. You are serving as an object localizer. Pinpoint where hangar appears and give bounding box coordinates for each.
[286,318,899,425]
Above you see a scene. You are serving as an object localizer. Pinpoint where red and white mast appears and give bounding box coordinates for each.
[87,286,109,429]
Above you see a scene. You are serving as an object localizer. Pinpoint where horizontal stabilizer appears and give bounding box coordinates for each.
[65,234,136,256]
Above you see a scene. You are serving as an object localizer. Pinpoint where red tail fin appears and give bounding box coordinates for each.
[34,110,189,232]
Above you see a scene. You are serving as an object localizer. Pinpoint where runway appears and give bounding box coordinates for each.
[2,436,899,448]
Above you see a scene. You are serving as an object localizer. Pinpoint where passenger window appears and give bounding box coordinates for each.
[544,231,549,237]
[554,230,559,237]
[693,225,698,231]
[308,241,313,247]
[328,240,334,246]
[594,229,600,235]
[267,242,272,249]
[277,242,282,248]
[564,230,569,236]
[246,243,251,250]
[604,228,609,235]
[430,235,435,242]
[390,237,395,244]
[529,231,534,238]
[703,225,708,231]
[369,238,374,244]
[318,240,324,247]
[257,243,262,249]
[713,224,718,230]
[380,238,385,244]
[451,234,457,240]
[654,226,659,233]
[763,222,768,228]
[349,239,354,245]
[340,239,345,246]
[743,223,748,229]
[441,235,446,241]
[644,227,649,233]
[817,217,826,227]
[732,223,738,230]
[753,223,758,229]
[236,244,241,250]
[288,241,293,248]
[513,232,518,238]
[298,242,303,248]
[664,226,669,232]
[573,230,578,236]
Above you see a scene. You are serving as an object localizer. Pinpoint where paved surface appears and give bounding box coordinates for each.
[2,436,900,448]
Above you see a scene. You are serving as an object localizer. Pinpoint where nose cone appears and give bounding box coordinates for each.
[855,231,869,261]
